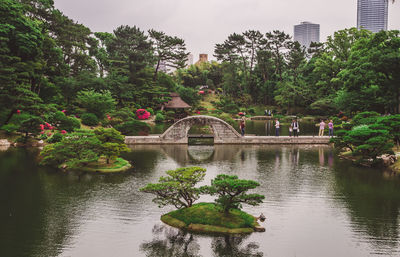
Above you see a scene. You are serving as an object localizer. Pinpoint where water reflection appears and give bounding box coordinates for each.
[1,146,400,256]
[333,164,400,254]
[140,224,263,257]
[211,235,263,257]
[140,224,201,257]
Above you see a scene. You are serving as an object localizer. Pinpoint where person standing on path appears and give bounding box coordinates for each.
[319,120,326,137]
[239,116,246,136]
[292,119,299,137]
[275,119,280,137]
[328,120,334,137]
[239,119,245,136]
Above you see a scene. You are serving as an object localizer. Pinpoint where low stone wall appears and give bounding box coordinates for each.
[125,135,331,145]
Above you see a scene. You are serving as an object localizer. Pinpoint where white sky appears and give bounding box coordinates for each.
[54,0,400,61]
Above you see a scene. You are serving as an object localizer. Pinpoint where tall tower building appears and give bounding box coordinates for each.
[195,54,208,66]
[357,0,388,33]
[293,22,320,48]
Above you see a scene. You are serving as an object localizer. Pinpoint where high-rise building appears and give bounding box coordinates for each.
[293,22,320,48]
[357,0,388,33]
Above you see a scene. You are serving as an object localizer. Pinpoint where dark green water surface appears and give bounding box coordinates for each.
[0,145,399,257]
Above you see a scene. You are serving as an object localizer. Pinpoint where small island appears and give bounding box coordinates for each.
[40,127,131,173]
[79,157,131,173]
[140,167,266,234]
[161,202,264,234]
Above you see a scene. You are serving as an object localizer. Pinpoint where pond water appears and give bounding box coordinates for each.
[0,145,399,257]
[151,120,320,136]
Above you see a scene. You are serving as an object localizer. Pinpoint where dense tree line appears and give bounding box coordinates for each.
[0,0,188,130]
[180,28,399,116]
[1,0,399,139]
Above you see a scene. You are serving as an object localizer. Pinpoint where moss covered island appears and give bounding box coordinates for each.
[161,203,263,234]
[79,158,131,173]
[140,167,266,234]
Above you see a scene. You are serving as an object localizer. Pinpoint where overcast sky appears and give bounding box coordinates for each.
[54,0,400,61]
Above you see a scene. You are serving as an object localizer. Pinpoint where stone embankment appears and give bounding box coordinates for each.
[126,116,331,145]
[125,135,331,145]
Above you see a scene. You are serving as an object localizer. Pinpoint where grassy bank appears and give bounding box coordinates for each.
[161,202,260,234]
[79,157,131,173]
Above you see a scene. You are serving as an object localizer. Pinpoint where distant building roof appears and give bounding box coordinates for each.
[164,93,191,109]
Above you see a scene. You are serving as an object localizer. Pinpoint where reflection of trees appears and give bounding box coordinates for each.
[333,165,400,250]
[0,148,133,257]
[140,224,201,257]
[211,235,263,257]
[126,145,164,171]
[157,145,242,166]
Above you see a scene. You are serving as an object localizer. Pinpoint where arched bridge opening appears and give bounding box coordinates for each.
[160,115,241,144]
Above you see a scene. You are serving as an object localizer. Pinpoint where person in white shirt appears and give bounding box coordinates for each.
[291,119,299,137]
[275,119,280,137]
[319,120,326,137]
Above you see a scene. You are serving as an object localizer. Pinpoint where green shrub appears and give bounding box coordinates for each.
[0,124,19,134]
[47,133,63,143]
[9,113,31,125]
[352,111,379,126]
[45,111,81,132]
[110,108,135,122]
[146,107,154,115]
[39,133,48,140]
[114,120,150,136]
[155,113,165,123]
[76,90,116,118]
[110,117,124,127]
[248,108,255,114]
[165,111,175,121]
[209,113,235,127]
[81,113,99,126]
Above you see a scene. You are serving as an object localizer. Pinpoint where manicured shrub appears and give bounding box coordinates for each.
[114,120,150,136]
[77,90,116,119]
[165,111,175,121]
[39,133,48,140]
[352,111,379,126]
[47,133,63,143]
[81,113,99,126]
[0,124,19,134]
[45,111,81,132]
[155,113,165,123]
[146,108,154,115]
[110,108,135,122]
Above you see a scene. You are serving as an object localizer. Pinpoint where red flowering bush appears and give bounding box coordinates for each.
[136,109,151,120]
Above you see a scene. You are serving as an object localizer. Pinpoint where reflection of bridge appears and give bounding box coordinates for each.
[125,115,330,145]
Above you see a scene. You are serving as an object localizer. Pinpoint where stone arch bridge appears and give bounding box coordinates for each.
[125,115,330,145]
[160,115,241,144]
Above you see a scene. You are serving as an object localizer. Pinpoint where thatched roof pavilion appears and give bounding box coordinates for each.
[163,93,191,109]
